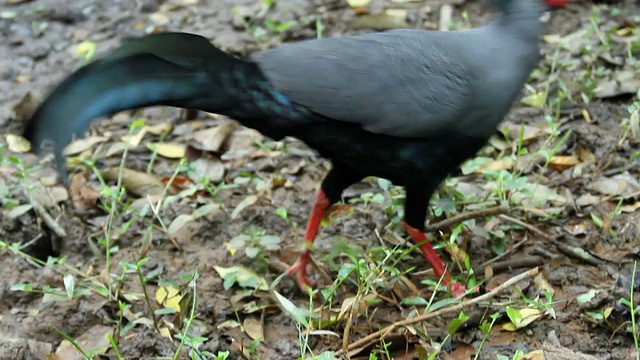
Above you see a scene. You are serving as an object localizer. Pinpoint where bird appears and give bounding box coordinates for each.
[24,0,568,297]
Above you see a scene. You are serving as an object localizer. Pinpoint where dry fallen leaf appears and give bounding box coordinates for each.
[501,121,552,142]
[105,142,131,157]
[149,12,170,25]
[49,186,70,204]
[502,307,543,331]
[147,142,187,159]
[522,350,544,360]
[576,148,596,163]
[156,286,182,312]
[620,202,640,213]
[587,173,640,197]
[346,0,370,6]
[533,273,555,296]
[6,134,31,153]
[231,195,258,219]
[442,343,476,360]
[547,155,580,171]
[192,122,236,152]
[350,11,409,30]
[74,41,97,60]
[145,121,174,136]
[168,214,195,234]
[594,71,640,98]
[188,157,226,183]
[575,193,601,207]
[475,159,513,173]
[213,265,269,291]
[55,324,112,360]
[102,168,169,197]
[243,316,264,340]
[64,135,109,156]
[121,128,148,147]
[69,173,100,210]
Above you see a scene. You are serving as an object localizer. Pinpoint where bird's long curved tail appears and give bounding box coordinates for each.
[23,33,253,182]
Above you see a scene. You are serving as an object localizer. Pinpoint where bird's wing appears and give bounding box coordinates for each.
[253,29,478,138]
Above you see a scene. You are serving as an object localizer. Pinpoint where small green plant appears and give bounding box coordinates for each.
[227,227,281,259]
[619,262,640,353]
[474,312,501,359]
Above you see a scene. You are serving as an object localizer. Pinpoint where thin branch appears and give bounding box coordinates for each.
[32,201,67,238]
[426,205,509,232]
[479,236,530,269]
[336,267,539,356]
[499,214,550,240]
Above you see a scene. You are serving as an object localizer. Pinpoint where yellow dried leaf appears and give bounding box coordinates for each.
[621,202,640,213]
[74,41,96,60]
[147,142,186,159]
[105,142,131,157]
[102,167,167,196]
[476,159,513,173]
[223,241,237,256]
[159,327,173,339]
[502,307,542,331]
[522,350,544,360]
[149,12,170,25]
[64,136,108,156]
[145,121,174,136]
[121,128,148,147]
[155,286,182,312]
[548,155,580,171]
[346,0,370,6]
[6,134,31,153]
[521,91,547,108]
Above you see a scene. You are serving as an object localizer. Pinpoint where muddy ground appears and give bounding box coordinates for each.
[1,0,640,359]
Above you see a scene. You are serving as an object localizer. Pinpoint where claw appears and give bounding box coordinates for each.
[448,281,466,297]
[287,252,314,292]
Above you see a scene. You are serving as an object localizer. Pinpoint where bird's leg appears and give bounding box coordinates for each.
[287,189,330,290]
[404,187,466,297]
[403,223,448,278]
[404,223,466,297]
[287,168,357,292]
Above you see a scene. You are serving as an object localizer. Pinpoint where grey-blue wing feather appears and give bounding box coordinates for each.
[252,30,477,138]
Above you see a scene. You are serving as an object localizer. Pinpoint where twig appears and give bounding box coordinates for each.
[31,201,67,238]
[479,236,530,269]
[336,267,539,356]
[482,256,544,274]
[426,205,509,232]
[499,214,551,240]
[555,243,605,266]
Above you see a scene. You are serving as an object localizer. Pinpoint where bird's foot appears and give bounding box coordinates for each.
[448,281,467,298]
[287,253,314,293]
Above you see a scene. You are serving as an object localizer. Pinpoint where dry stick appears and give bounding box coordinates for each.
[336,267,539,356]
[479,236,530,269]
[499,214,550,240]
[426,205,509,232]
[31,201,67,238]
[485,256,544,273]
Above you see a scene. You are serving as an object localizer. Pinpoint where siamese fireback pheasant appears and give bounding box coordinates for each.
[23,0,568,296]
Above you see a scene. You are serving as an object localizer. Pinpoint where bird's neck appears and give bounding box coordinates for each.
[494,0,546,39]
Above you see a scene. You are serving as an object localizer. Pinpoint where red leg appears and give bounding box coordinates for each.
[403,222,466,297]
[287,189,330,291]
